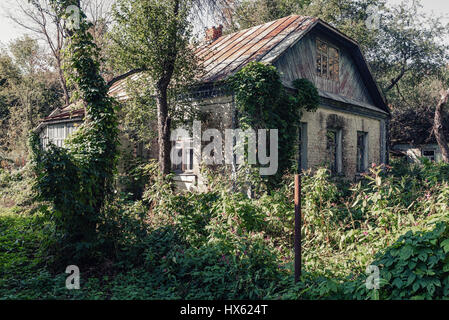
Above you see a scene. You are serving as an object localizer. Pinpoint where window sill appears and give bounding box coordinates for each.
[173,171,196,176]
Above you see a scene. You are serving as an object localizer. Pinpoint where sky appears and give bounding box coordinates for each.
[0,0,448,48]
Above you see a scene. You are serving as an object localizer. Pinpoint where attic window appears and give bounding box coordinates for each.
[316,39,340,81]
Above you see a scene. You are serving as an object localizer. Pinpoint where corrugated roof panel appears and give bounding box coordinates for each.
[200,21,276,72]
[202,16,294,80]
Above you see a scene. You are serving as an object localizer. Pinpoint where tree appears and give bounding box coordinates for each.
[30,0,119,263]
[434,88,449,163]
[232,0,310,30]
[5,0,116,105]
[0,37,63,159]
[110,0,198,175]
[369,1,448,97]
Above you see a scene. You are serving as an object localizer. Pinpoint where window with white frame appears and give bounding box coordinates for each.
[171,138,194,173]
[41,122,81,150]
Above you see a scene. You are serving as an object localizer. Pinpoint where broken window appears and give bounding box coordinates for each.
[172,138,194,173]
[357,131,368,172]
[423,150,436,162]
[326,129,342,174]
[317,39,340,81]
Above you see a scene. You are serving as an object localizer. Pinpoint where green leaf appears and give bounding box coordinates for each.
[407,273,417,286]
[441,239,449,253]
[400,245,414,260]
[392,278,403,289]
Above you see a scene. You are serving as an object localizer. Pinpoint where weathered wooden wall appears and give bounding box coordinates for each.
[273,31,374,105]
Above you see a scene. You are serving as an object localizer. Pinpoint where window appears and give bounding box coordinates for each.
[41,122,81,150]
[357,131,368,172]
[423,150,436,162]
[171,138,194,173]
[298,122,308,171]
[326,129,342,174]
[317,39,340,81]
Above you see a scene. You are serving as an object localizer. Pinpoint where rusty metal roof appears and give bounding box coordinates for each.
[196,15,318,82]
[42,108,85,123]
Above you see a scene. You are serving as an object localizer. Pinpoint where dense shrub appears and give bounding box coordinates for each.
[2,160,449,300]
[346,222,449,300]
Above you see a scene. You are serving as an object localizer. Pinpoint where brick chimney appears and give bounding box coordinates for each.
[204,25,223,43]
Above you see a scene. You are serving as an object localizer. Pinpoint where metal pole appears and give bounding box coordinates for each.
[294,174,302,283]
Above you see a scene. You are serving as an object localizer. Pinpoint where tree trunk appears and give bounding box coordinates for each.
[156,85,172,175]
[434,89,449,163]
[57,59,70,106]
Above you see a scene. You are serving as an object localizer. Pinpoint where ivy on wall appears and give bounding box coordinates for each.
[228,62,319,187]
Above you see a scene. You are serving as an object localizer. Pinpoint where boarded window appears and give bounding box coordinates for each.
[357,131,368,172]
[317,39,340,81]
[326,129,342,174]
[172,138,194,173]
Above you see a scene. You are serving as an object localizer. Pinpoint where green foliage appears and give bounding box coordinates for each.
[0,37,63,159]
[228,62,319,186]
[3,159,449,300]
[233,0,311,31]
[29,2,119,266]
[0,166,35,210]
[346,222,449,300]
[110,0,196,85]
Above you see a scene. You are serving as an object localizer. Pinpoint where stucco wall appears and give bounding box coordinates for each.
[301,106,383,178]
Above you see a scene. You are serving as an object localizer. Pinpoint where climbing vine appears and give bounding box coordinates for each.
[29,0,118,265]
[228,62,319,187]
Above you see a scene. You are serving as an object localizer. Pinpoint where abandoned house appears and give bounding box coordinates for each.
[36,15,391,190]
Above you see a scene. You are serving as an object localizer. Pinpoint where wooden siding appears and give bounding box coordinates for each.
[274,31,374,105]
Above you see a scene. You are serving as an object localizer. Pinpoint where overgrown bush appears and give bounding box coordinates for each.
[2,160,449,300]
[28,2,119,266]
